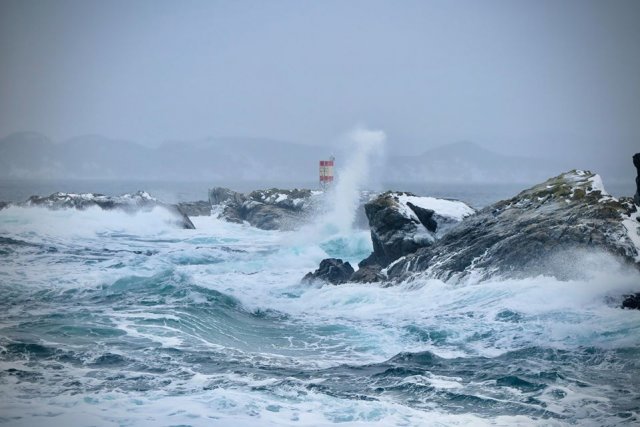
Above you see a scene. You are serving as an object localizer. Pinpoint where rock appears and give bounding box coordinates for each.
[361,191,474,267]
[387,170,640,282]
[209,187,244,206]
[622,293,640,310]
[24,191,195,229]
[176,201,211,217]
[209,187,320,230]
[0,201,8,210]
[634,153,640,206]
[302,258,355,285]
[350,265,385,283]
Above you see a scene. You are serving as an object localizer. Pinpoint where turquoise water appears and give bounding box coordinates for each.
[1,199,639,426]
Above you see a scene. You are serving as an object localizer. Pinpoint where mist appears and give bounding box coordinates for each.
[1,0,639,186]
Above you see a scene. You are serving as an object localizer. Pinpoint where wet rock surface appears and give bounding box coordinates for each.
[350,265,385,283]
[209,187,320,230]
[387,170,640,282]
[302,258,355,285]
[23,191,195,229]
[361,191,474,268]
[622,293,640,310]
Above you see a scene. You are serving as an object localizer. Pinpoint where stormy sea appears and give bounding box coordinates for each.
[0,178,639,427]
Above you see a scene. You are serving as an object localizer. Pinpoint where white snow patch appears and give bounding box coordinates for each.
[396,194,474,221]
[622,214,640,262]
[587,174,609,196]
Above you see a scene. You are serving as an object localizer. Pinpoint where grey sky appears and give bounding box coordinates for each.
[1,0,639,159]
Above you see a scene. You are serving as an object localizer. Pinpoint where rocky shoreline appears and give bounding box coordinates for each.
[2,154,639,309]
[303,154,640,311]
[0,191,197,229]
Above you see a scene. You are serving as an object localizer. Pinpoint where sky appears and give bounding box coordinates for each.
[1,0,639,161]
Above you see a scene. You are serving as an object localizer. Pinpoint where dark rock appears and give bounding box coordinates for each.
[209,187,320,230]
[622,293,640,310]
[24,191,195,229]
[0,201,8,210]
[388,170,640,282]
[362,192,474,268]
[302,258,355,285]
[634,153,640,206]
[350,265,385,283]
[209,187,244,206]
[406,202,437,232]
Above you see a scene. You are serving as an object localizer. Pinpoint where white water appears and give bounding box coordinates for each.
[1,206,640,426]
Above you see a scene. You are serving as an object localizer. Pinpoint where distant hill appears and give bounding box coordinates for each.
[0,132,630,186]
[386,141,566,184]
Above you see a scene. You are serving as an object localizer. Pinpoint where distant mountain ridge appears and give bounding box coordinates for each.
[0,132,623,185]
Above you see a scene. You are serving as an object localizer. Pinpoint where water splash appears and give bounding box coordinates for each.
[325,126,386,235]
[289,126,386,256]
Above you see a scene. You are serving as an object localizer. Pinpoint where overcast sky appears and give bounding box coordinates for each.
[1,0,639,160]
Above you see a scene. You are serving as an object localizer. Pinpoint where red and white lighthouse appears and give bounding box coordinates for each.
[319,156,335,189]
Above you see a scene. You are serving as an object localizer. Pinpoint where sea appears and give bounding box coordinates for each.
[0,178,639,427]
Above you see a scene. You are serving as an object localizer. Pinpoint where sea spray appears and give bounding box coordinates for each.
[286,126,386,259]
[324,126,387,234]
[2,189,639,425]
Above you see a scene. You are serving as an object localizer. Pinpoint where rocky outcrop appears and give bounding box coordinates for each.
[360,192,475,268]
[634,153,640,206]
[24,191,195,229]
[302,258,355,285]
[350,265,386,283]
[387,170,640,282]
[209,187,320,230]
[0,201,8,210]
[622,293,640,310]
[302,192,474,285]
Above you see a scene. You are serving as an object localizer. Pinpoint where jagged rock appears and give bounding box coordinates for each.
[209,187,244,206]
[387,170,640,282]
[209,187,320,230]
[350,265,385,283]
[634,153,640,206]
[622,293,640,310]
[361,191,474,267]
[0,201,8,210]
[24,191,195,229]
[176,201,211,217]
[302,258,355,285]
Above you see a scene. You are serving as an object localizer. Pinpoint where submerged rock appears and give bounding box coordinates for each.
[302,258,355,285]
[387,170,640,282]
[209,187,320,230]
[24,191,195,229]
[350,265,385,283]
[622,293,640,310]
[360,191,474,268]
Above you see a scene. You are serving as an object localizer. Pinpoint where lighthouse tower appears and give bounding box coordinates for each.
[319,156,335,189]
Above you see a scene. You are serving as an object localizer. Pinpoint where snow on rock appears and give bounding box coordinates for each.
[22,191,194,229]
[359,191,475,269]
[396,194,475,222]
[388,170,640,283]
[623,212,640,262]
[208,187,322,230]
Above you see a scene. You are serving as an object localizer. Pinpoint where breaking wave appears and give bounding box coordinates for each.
[1,204,639,426]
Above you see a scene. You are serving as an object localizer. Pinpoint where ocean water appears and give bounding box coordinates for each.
[1,180,640,427]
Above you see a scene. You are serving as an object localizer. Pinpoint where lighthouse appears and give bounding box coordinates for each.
[319,156,335,189]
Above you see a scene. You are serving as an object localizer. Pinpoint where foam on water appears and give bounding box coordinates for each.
[1,177,640,425]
